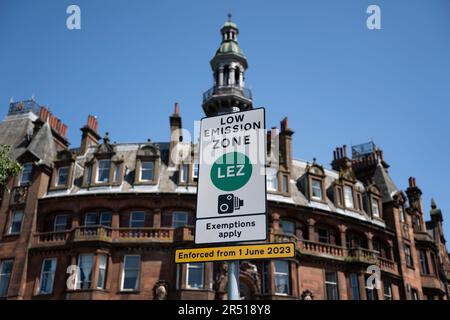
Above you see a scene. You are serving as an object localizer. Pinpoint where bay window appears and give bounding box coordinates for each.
[77,254,94,289]
[274,260,290,295]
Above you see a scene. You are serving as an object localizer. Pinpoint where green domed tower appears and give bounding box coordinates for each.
[202,14,253,116]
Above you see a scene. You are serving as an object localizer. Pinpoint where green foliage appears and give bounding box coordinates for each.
[0,144,21,189]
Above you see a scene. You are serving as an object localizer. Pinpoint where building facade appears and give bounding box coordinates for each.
[0,18,449,300]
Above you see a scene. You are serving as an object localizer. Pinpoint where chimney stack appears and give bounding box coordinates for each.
[80,115,101,155]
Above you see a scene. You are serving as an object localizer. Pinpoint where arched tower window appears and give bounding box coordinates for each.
[235,67,240,86]
[223,65,230,86]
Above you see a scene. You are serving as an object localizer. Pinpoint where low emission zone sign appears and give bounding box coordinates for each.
[195,108,267,244]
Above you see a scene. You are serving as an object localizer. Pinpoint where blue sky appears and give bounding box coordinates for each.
[0,0,449,238]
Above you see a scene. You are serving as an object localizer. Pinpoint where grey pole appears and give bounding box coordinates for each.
[223,106,241,301]
[227,260,240,300]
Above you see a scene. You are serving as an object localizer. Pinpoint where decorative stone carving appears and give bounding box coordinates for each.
[153,280,168,300]
[301,290,314,300]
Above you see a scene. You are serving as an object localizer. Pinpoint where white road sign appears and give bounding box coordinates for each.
[195,108,267,244]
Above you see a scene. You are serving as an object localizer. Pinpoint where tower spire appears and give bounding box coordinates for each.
[202,16,253,116]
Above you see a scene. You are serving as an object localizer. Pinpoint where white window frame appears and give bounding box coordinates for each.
[186,263,204,289]
[192,160,199,180]
[325,271,339,300]
[20,163,33,185]
[344,185,354,209]
[266,168,278,191]
[129,211,145,228]
[180,163,189,183]
[76,253,94,290]
[172,211,188,228]
[311,178,323,200]
[8,210,24,235]
[140,161,154,182]
[56,166,70,186]
[53,215,68,232]
[121,255,140,291]
[96,159,111,183]
[38,258,57,295]
[371,197,380,218]
[96,254,108,289]
[274,260,290,296]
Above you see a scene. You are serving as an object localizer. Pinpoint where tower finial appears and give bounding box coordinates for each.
[227,12,232,22]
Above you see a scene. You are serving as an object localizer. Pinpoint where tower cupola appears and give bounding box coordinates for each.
[202,14,253,116]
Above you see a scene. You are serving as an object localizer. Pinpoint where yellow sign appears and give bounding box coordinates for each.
[175,243,295,263]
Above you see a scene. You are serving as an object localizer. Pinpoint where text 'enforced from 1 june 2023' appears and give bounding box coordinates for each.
[175,243,295,263]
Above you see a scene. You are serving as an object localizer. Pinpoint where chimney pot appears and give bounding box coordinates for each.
[174,102,179,115]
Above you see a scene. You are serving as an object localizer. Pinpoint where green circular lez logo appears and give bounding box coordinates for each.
[211,152,252,191]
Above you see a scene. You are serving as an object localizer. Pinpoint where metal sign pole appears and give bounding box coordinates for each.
[227,260,240,300]
[227,107,240,301]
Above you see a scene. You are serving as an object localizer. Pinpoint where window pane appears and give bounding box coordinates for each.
[0,260,13,297]
[172,212,188,228]
[281,220,295,235]
[122,256,140,291]
[318,229,329,244]
[100,212,112,227]
[113,165,121,182]
[141,161,154,181]
[282,175,289,193]
[54,215,68,231]
[9,211,24,234]
[187,263,204,288]
[77,254,94,289]
[39,258,56,294]
[371,198,380,217]
[274,261,290,295]
[311,179,322,199]
[97,160,110,182]
[344,186,354,209]
[193,161,199,179]
[266,168,278,191]
[130,211,145,228]
[97,255,107,289]
[181,164,189,182]
[57,166,69,186]
[384,282,392,300]
[350,273,360,300]
[20,164,33,185]
[84,212,97,226]
[325,271,339,300]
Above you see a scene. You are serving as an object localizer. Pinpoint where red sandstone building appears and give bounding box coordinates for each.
[0,18,449,300]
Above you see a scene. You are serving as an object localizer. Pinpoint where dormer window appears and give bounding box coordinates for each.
[344,185,354,209]
[180,163,189,183]
[371,197,381,218]
[266,168,278,191]
[20,163,33,186]
[304,161,325,202]
[56,166,69,186]
[134,143,160,185]
[50,150,76,190]
[311,179,322,200]
[192,160,199,181]
[140,161,154,181]
[365,184,383,219]
[97,160,111,183]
